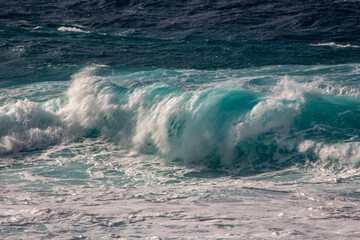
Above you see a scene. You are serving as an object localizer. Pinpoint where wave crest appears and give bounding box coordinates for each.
[0,100,66,154]
[310,42,360,48]
[2,66,360,173]
[58,26,90,33]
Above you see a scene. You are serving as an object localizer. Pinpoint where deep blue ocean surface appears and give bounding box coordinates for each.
[1,1,360,239]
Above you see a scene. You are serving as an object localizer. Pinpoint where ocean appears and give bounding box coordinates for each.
[1,1,360,239]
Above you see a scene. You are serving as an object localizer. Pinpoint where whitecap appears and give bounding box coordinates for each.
[310,42,360,48]
[57,26,90,34]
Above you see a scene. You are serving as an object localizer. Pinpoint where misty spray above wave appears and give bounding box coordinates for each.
[1,66,360,171]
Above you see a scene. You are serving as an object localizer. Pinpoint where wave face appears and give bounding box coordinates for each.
[2,65,360,172]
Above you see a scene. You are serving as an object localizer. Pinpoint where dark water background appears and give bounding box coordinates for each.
[1,0,360,84]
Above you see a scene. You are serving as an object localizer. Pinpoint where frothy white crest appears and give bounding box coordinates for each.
[62,66,108,128]
[323,84,360,97]
[58,26,90,34]
[235,98,299,138]
[131,88,189,154]
[271,75,360,100]
[298,140,360,169]
[297,140,316,152]
[271,75,320,99]
[310,42,360,48]
[60,66,133,144]
[234,76,304,140]
[116,29,136,36]
[0,100,66,154]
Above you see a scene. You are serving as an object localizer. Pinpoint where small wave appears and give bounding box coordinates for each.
[310,42,360,48]
[58,26,90,34]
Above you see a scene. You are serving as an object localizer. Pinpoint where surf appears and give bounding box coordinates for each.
[1,65,359,174]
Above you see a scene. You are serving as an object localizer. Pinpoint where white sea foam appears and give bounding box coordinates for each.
[298,140,360,170]
[310,42,360,48]
[323,84,360,97]
[116,29,136,36]
[0,100,67,154]
[58,26,90,33]
[2,145,360,239]
[61,66,133,144]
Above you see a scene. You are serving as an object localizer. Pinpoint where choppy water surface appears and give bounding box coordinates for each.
[1,1,360,239]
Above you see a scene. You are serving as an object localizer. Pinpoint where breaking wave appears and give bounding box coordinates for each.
[1,66,360,172]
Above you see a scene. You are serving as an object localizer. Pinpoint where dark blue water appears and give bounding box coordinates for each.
[1,1,360,83]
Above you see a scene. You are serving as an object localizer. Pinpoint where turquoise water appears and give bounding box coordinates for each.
[1,1,360,239]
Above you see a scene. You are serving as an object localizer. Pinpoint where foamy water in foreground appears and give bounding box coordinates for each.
[2,140,360,239]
